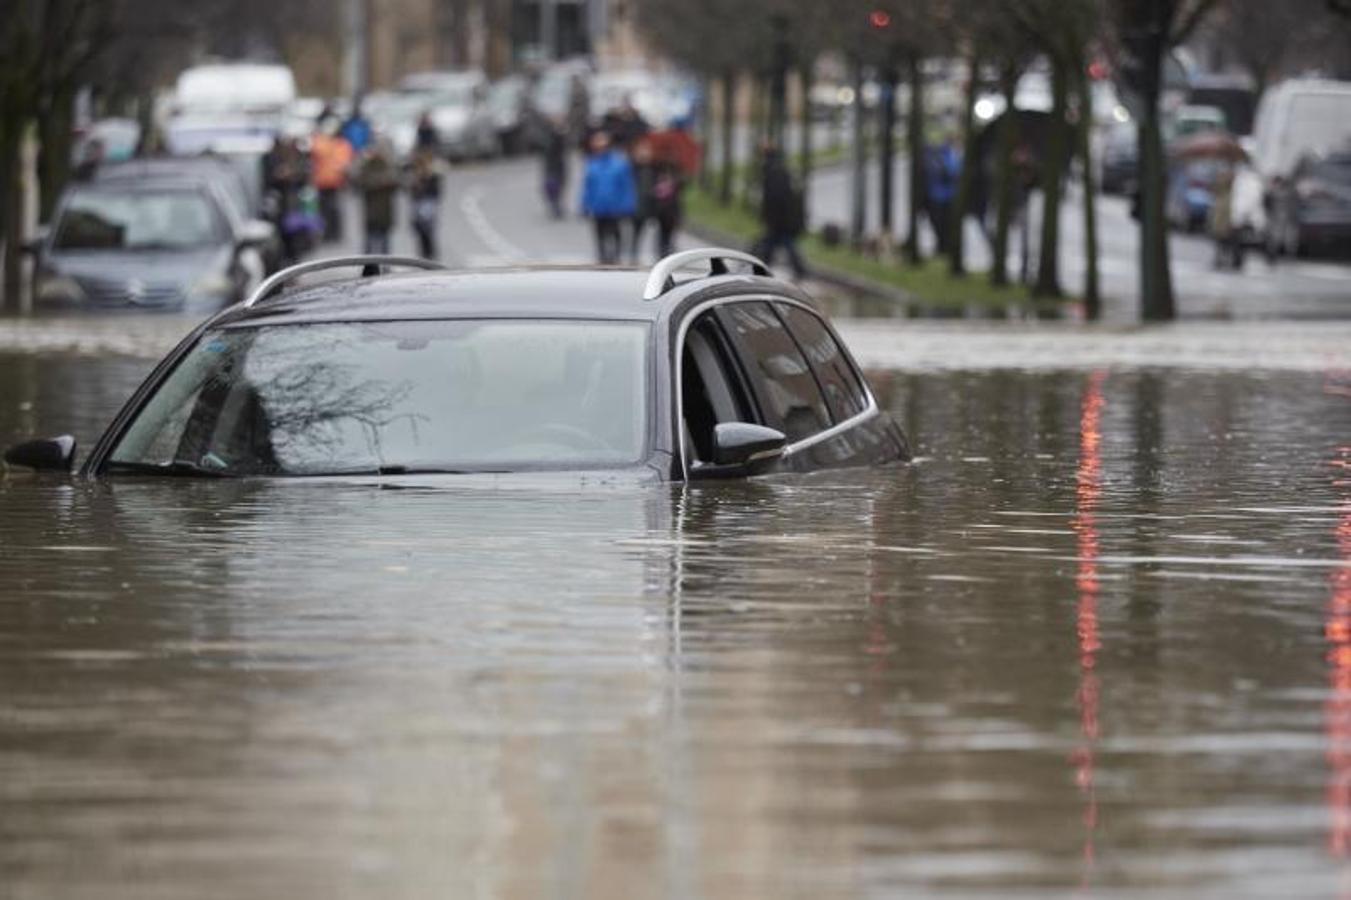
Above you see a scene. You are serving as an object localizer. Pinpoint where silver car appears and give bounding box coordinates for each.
[398,71,498,160]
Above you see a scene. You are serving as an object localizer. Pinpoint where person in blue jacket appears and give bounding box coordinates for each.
[925,134,961,256]
[340,100,373,154]
[580,131,637,265]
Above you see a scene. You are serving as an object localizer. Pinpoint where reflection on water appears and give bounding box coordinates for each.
[2,351,1351,897]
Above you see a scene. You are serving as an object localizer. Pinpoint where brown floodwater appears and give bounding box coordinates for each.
[1,344,1349,898]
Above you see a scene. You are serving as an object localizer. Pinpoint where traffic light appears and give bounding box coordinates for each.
[869,9,891,28]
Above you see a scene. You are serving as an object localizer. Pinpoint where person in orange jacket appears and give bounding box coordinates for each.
[311,114,354,242]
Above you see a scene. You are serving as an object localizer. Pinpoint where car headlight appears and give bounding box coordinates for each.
[36,272,86,303]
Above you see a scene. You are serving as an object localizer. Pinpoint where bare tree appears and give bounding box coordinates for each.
[1009,0,1102,303]
[1109,0,1223,321]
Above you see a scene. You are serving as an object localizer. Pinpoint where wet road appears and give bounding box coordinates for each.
[2,340,1350,897]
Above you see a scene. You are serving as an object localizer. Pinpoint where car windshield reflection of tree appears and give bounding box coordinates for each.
[108,321,647,476]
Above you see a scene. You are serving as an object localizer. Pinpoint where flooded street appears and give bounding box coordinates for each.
[2,332,1350,898]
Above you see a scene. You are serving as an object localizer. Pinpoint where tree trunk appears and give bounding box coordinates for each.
[1033,58,1069,299]
[1077,67,1101,319]
[1,124,23,312]
[1138,91,1175,319]
[698,73,714,193]
[849,56,867,247]
[990,66,1019,287]
[903,52,926,264]
[949,54,980,277]
[743,76,765,208]
[718,71,736,206]
[798,63,814,223]
[37,88,74,223]
[879,63,898,243]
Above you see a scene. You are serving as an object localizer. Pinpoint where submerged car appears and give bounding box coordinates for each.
[28,175,274,312]
[5,250,909,481]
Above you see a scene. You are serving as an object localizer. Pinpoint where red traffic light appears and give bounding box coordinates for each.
[869,9,891,28]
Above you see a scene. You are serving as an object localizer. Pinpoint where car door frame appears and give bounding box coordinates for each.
[669,292,891,481]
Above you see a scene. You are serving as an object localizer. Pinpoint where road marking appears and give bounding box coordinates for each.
[460,186,528,263]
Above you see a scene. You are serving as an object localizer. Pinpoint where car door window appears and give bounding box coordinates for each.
[719,302,830,442]
[681,313,752,463]
[776,303,868,421]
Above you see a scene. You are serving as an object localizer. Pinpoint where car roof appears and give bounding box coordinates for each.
[210,265,802,329]
[71,176,213,195]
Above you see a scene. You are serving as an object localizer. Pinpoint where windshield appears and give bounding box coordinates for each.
[54,188,223,251]
[108,320,650,476]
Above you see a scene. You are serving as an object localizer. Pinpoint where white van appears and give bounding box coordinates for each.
[1232,79,1351,249]
[173,63,297,120]
[1251,79,1351,180]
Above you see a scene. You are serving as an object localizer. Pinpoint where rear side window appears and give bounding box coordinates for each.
[776,304,869,421]
[720,302,829,442]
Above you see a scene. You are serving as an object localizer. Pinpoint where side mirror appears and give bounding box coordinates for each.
[690,422,786,478]
[237,219,275,247]
[4,435,77,472]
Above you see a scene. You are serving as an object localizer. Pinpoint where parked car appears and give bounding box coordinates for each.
[1187,73,1257,136]
[398,70,498,160]
[26,175,273,313]
[4,250,910,479]
[95,157,280,272]
[1267,149,1351,258]
[166,63,295,147]
[1242,79,1351,253]
[1167,104,1227,141]
[1100,120,1139,195]
[72,117,141,164]
[590,70,694,127]
[534,60,591,116]
[365,90,429,160]
[1251,79,1351,183]
[487,75,536,154]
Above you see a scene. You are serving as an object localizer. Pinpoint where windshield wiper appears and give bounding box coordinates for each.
[105,459,230,478]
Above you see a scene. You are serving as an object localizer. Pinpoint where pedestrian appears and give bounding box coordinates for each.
[1209,164,1243,271]
[541,116,569,219]
[580,131,637,266]
[415,111,439,154]
[310,115,353,242]
[265,137,317,264]
[601,95,650,150]
[925,134,961,256]
[629,139,657,263]
[628,139,685,262]
[648,116,701,182]
[340,101,373,154]
[408,147,443,260]
[355,139,400,255]
[751,143,807,279]
[649,153,684,260]
[567,73,591,149]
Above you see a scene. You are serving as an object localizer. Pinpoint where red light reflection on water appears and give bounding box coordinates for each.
[1071,371,1106,877]
[1325,444,1351,860]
